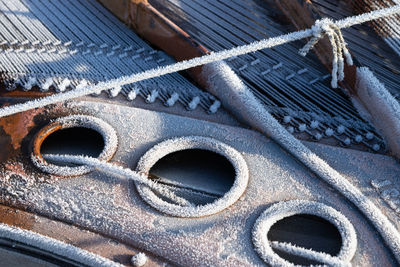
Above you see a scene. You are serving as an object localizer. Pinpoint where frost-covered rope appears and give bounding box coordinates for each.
[203,61,400,263]
[42,154,194,207]
[299,18,353,88]
[270,241,350,266]
[0,223,122,267]
[0,5,400,118]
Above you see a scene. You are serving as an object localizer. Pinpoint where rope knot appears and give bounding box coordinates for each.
[299,18,353,88]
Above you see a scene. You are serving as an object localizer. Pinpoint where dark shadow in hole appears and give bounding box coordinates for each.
[148,149,236,205]
[40,127,104,167]
[268,214,342,266]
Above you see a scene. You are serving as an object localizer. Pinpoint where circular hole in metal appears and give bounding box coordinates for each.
[252,200,357,266]
[40,127,105,167]
[31,115,118,176]
[135,136,249,217]
[148,149,236,205]
[268,214,342,265]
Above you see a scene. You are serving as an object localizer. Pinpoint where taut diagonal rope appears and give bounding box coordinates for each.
[0,5,399,118]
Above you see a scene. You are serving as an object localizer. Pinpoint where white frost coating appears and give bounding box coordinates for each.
[131,253,148,267]
[355,67,400,159]
[31,115,118,176]
[42,154,193,207]
[41,77,54,92]
[127,87,140,101]
[299,18,353,88]
[283,116,292,124]
[58,78,71,92]
[1,5,400,118]
[337,125,346,134]
[208,100,221,114]
[146,90,159,103]
[252,200,357,267]
[165,92,179,107]
[366,132,374,140]
[314,133,322,141]
[110,86,122,98]
[343,138,351,146]
[23,77,37,91]
[325,128,334,137]
[45,137,248,217]
[188,96,200,110]
[202,61,400,263]
[310,120,319,129]
[0,223,121,267]
[76,80,88,90]
[135,136,249,217]
[270,242,349,266]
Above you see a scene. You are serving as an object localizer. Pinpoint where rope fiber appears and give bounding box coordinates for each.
[299,18,354,88]
[0,4,399,118]
[2,4,400,263]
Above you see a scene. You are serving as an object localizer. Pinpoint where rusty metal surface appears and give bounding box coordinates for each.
[0,99,398,266]
[0,1,399,265]
[97,0,210,86]
[0,204,170,266]
[0,100,69,164]
[31,122,63,161]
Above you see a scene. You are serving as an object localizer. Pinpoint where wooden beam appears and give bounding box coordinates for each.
[275,0,400,158]
[97,0,210,88]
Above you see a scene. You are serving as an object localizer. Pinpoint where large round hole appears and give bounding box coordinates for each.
[40,127,105,167]
[268,214,342,265]
[148,149,236,205]
[31,115,118,176]
[134,136,249,217]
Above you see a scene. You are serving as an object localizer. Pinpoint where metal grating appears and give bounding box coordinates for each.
[312,0,400,95]
[150,0,400,153]
[0,0,221,113]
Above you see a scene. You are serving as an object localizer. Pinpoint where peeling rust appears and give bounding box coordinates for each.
[31,122,63,165]
[0,109,42,151]
[0,101,73,168]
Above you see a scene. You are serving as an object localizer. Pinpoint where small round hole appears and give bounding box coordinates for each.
[252,200,357,266]
[40,127,105,167]
[135,136,249,217]
[31,115,118,176]
[149,149,236,205]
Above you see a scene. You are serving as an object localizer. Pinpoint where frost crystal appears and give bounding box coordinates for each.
[131,253,147,267]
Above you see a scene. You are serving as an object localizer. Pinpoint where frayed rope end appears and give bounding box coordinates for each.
[299,18,354,88]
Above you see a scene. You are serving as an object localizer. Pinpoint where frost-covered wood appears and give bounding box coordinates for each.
[355,67,400,159]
